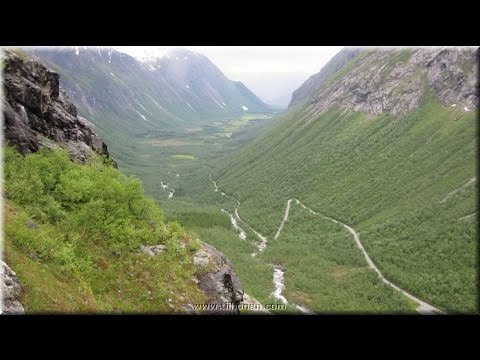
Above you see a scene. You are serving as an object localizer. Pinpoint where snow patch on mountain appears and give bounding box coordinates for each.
[136,111,148,121]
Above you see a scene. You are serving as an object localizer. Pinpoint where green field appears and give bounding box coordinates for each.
[171,155,197,160]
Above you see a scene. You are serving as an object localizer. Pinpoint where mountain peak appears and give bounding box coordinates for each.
[161,47,202,61]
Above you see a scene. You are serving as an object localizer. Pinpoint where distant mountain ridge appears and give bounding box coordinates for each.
[148,48,269,116]
[289,48,361,107]
[30,47,271,136]
[302,48,478,116]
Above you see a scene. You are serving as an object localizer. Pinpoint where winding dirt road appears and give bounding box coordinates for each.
[441,177,476,203]
[293,199,443,315]
[274,199,292,240]
[235,209,268,256]
[458,212,477,221]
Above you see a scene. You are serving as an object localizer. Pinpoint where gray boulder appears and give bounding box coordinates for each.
[1,261,25,315]
[140,244,167,256]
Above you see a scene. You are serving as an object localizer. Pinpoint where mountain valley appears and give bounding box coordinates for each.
[2,46,478,314]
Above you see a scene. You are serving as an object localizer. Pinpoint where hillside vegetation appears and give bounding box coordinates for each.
[3,146,206,312]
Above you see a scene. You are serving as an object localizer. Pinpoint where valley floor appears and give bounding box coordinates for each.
[128,115,415,313]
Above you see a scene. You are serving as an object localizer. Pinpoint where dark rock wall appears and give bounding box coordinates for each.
[3,49,112,164]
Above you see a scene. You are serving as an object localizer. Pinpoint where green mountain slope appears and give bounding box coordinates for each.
[211,48,478,313]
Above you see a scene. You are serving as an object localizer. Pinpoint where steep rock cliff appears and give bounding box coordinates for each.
[3,49,112,164]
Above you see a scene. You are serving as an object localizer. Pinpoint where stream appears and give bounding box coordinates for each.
[160,181,175,199]
[234,209,268,257]
[271,266,288,304]
[271,265,314,314]
[221,209,246,240]
[210,175,312,313]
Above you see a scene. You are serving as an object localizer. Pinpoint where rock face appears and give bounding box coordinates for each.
[194,243,245,314]
[1,261,25,315]
[300,48,478,118]
[2,49,113,164]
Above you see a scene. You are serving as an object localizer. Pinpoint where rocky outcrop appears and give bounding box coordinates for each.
[192,242,270,314]
[140,244,166,256]
[1,261,24,315]
[189,243,245,314]
[192,248,211,267]
[137,240,252,314]
[302,48,478,117]
[2,49,113,164]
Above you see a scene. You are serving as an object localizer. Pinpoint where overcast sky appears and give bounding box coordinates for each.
[115,46,343,105]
